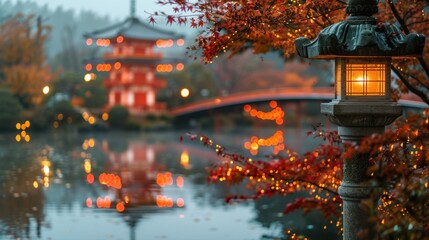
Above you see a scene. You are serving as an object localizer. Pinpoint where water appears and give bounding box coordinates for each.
[0,127,339,240]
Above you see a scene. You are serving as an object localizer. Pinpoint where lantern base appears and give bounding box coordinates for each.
[321,100,402,127]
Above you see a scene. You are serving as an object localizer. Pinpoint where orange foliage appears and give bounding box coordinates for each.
[0,14,53,107]
[155,0,428,103]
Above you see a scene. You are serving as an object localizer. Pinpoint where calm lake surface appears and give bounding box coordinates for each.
[0,126,339,240]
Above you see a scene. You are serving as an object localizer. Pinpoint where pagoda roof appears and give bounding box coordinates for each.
[84,17,183,40]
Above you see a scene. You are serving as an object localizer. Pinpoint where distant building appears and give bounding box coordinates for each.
[83,2,183,115]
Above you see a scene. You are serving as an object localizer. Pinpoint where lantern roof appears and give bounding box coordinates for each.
[84,16,183,41]
[295,0,425,59]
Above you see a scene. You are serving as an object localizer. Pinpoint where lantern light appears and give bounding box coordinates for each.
[181,88,190,98]
[42,86,50,95]
[84,73,92,82]
[334,58,389,100]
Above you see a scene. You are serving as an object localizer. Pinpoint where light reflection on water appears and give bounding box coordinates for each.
[0,128,338,240]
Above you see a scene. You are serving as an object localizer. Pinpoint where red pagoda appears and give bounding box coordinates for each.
[83,1,183,115]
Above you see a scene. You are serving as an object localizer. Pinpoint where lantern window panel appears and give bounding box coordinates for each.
[345,63,385,96]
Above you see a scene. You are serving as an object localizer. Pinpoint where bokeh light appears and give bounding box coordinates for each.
[181,88,190,98]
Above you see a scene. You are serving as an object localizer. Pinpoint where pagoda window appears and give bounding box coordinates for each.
[126,149,134,163]
[121,92,128,106]
[129,72,134,82]
[110,72,117,81]
[145,47,153,55]
[127,92,134,106]
[146,147,155,163]
[125,46,134,55]
[147,91,155,107]
[109,92,115,105]
[146,72,154,82]
[121,71,128,83]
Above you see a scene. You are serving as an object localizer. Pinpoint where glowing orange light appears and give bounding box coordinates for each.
[87,173,94,184]
[180,151,190,169]
[102,113,109,121]
[86,198,93,208]
[156,64,162,72]
[156,40,163,48]
[96,197,102,208]
[276,118,284,125]
[269,100,278,108]
[176,176,184,188]
[104,196,111,208]
[243,104,251,112]
[86,38,93,46]
[42,160,51,177]
[167,39,174,47]
[167,64,173,72]
[114,62,121,70]
[116,202,125,212]
[251,142,259,151]
[157,172,173,187]
[156,195,173,208]
[177,198,185,207]
[176,63,184,71]
[99,173,122,189]
[88,116,95,125]
[116,35,124,43]
[250,109,257,117]
[177,38,185,46]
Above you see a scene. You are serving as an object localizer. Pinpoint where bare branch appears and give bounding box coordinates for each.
[392,65,429,105]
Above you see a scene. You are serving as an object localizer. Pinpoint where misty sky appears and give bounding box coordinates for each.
[8,0,170,20]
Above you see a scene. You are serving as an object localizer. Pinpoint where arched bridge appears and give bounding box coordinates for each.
[170,87,428,117]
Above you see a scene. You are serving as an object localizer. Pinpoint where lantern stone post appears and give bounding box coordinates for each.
[294,0,425,239]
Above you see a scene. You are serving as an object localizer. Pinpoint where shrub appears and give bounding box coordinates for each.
[0,89,23,131]
[108,105,129,128]
[47,100,81,126]
[123,120,141,131]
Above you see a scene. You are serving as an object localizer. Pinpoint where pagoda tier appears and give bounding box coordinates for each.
[84,17,182,42]
[84,16,184,115]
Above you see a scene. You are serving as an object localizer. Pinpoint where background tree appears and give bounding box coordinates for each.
[0,14,52,108]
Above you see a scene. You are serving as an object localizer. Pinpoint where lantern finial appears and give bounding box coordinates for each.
[346,0,378,16]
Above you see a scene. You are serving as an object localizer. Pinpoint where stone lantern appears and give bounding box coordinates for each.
[294,0,425,239]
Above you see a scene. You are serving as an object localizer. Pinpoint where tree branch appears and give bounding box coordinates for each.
[392,65,429,105]
[388,1,429,79]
